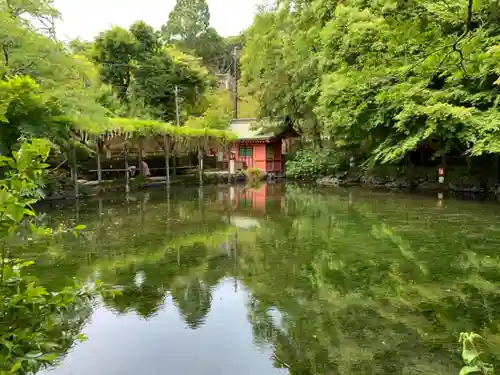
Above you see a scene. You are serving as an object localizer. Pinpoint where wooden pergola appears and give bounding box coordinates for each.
[72,117,237,197]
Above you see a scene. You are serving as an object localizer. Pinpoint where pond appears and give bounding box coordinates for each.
[20,183,500,375]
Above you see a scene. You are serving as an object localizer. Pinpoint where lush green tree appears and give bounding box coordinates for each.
[0,76,65,154]
[133,46,212,122]
[0,3,108,153]
[93,26,139,105]
[162,0,227,71]
[183,88,233,129]
[92,22,213,121]
[92,21,163,111]
[130,21,161,61]
[241,4,323,146]
[241,0,500,166]
[163,0,210,46]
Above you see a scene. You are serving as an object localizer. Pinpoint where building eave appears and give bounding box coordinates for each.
[237,137,277,143]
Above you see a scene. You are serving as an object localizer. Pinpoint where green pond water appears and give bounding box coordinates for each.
[20,183,500,375]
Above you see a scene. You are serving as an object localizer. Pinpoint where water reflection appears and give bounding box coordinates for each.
[46,280,283,375]
[27,184,500,374]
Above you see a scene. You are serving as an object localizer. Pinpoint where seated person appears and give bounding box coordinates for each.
[141,160,151,177]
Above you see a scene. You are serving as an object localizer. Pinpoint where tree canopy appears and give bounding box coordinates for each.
[0,0,238,157]
[92,21,214,122]
[161,0,233,73]
[0,1,107,153]
[241,0,500,165]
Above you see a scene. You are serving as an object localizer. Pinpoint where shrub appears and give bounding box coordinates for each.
[286,149,345,179]
[244,167,264,183]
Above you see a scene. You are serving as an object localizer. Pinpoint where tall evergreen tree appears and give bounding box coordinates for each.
[162,0,226,71]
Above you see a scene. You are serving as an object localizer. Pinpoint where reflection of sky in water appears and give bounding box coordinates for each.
[134,270,146,288]
[230,216,260,229]
[42,279,285,375]
[268,308,285,334]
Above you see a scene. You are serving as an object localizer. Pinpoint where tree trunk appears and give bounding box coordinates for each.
[312,118,322,149]
[441,152,447,169]
[97,148,102,184]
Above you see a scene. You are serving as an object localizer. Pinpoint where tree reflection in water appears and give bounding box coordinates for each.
[21,184,500,374]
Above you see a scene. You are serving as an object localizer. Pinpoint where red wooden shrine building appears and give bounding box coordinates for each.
[226,118,299,176]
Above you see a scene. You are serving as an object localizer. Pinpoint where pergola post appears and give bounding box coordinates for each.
[98,197,103,217]
[164,135,170,185]
[172,152,177,177]
[198,146,204,186]
[170,139,176,177]
[96,141,102,184]
[227,144,232,183]
[138,137,144,176]
[124,145,130,193]
[71,146,79,199]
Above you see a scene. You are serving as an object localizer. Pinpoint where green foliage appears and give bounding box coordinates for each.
[67,39,93,57]
[183,88,233,130]
[134,47,211,122]
[0,259,93,375]
[285,149,343,179]
[0,138,51,202]
[0,76,70,154]
[93,26,139,104]
[93,22,212,122]
[459,333,494,375]
[89,117,236,141]
[0,2,108,153]
[162,0,210,48]
[0,139,110,374]
[161,0,227,70]
[0,0,233,161]
[241,0,500,165]
[244,167,264,184]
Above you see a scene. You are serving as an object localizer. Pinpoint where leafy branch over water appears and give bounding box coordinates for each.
[0,139,116,375]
